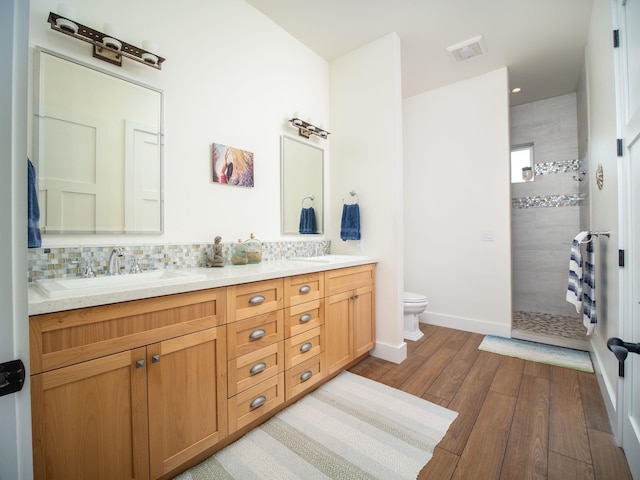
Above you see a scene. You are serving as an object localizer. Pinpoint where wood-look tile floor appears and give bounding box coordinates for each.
[348,324,633,480]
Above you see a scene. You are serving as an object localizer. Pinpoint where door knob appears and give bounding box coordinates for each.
[607,338,640,377]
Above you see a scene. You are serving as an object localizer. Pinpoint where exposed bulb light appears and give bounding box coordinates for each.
[289,116,330,140]
[47,10,166,69]
[511,87,522,94]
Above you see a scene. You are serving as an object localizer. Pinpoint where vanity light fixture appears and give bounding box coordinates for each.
[47,11,165,70]
[289,117,330,139]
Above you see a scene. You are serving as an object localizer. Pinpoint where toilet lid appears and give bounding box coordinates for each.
[404,292,427,303]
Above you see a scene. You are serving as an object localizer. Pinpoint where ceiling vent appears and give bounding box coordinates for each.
[446,35,486,62]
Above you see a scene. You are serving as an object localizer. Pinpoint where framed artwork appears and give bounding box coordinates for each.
[212,143,254,187]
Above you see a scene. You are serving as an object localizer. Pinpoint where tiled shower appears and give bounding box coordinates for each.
[510,93,588,349]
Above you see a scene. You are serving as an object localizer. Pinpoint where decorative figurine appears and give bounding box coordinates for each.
[207,236,225,267]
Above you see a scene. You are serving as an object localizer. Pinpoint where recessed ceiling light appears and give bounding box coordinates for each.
[511,87,522,94]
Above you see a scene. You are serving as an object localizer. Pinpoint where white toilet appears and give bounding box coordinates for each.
[404,292,428,341]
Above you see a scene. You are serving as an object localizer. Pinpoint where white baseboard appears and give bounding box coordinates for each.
[371,340,407,364]
[590,342,620,442]
[422,312,511,338]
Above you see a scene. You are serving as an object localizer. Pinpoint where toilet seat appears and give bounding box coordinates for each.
[404,291,427,303]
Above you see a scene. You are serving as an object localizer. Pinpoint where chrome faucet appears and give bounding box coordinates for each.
[107,247,124,275]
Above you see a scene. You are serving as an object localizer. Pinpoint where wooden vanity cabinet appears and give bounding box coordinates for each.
[29,263,376,479]
[29,288,227,480]
[325,264,376,374]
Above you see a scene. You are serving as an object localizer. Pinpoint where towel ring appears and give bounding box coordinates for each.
[343,190,359,205]
[301,195,314,208]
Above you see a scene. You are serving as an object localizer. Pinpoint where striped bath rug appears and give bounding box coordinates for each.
[479,335,594,372]
[175,371,458,480]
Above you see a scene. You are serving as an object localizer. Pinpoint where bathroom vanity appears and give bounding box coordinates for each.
[28,256,376,480]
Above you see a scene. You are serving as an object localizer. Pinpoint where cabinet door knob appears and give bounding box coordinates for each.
[249,395,267,410]
[299,313,312,323]
[352,294,359,300]
[152,354,161,363]
[300,370,313,382]
[249,362,267,375]
[135,359,145,368]
[298,285,311,294]
[300,342,313,353]
[249,328,266,340]
[249,295,265,305]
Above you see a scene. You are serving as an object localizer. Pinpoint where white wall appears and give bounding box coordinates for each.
[584,0,620,429]
[404,68,512,337]
[28,0,330,246]
[329,33,406,363]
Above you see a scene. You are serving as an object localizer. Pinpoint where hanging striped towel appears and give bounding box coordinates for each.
[566,231,589,312]
[583,236,597,335]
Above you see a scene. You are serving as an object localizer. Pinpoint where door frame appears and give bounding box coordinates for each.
[0,1,33,478]
[613,0,640,475]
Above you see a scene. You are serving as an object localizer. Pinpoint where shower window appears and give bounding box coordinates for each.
[511,144,534,183]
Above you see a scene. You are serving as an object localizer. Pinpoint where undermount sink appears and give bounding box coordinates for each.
[36,270,207,298]
[289,254,369,264]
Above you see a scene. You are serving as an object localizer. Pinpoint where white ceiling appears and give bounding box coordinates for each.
[245,0,595,106]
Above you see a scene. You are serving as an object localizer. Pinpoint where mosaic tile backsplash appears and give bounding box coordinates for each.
[28,240,331,282]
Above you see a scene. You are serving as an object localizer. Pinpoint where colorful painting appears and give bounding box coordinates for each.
[212,143,254,187]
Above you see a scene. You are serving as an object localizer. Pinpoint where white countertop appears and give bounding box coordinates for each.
[28,256,378,316]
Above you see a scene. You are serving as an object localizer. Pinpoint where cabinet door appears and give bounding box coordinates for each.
[353,284,375,358]
[147,327,227,480]
[31,348,149,480]
[325,290,353,374]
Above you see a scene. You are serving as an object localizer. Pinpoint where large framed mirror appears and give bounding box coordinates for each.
[281,135,324,235]
[33,48,164,234]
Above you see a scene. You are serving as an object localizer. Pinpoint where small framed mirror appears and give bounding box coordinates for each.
[33,48,164,234]
[281,135,324,235]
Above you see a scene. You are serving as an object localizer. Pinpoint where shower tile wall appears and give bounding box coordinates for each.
[511,93,582,317]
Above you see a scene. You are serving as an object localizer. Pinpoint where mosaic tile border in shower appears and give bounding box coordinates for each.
[27,240,331,282]
[511,193,585,209]
[534,158,581,176]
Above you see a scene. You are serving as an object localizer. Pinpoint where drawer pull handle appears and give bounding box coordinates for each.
[299,314,312,323]
[135,359,145,369]
[249,329,266,340]
[299,285,311,294]
[152,354,161,363]
[300,342,313,353]
[250,395,267,410]
[249,362,267,375]
[300,371,313,382]
[249,295,265,305]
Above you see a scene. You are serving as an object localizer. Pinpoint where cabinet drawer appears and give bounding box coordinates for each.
[227,279,283,322]
[227,310,284,359]
[228,342,284,397]
[285,354,325,400]
[285,326,323,369]
[284,273,324,307]
[325,264,375,296]
[284,298,324,338]
[30,288,226,374]
[228,373,285,433]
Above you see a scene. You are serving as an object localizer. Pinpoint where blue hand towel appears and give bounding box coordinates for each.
[299,207,317,234]
[28,159,42,248]
[340,203,361,241]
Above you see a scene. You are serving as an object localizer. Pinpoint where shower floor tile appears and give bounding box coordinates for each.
[512,310,589,351]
